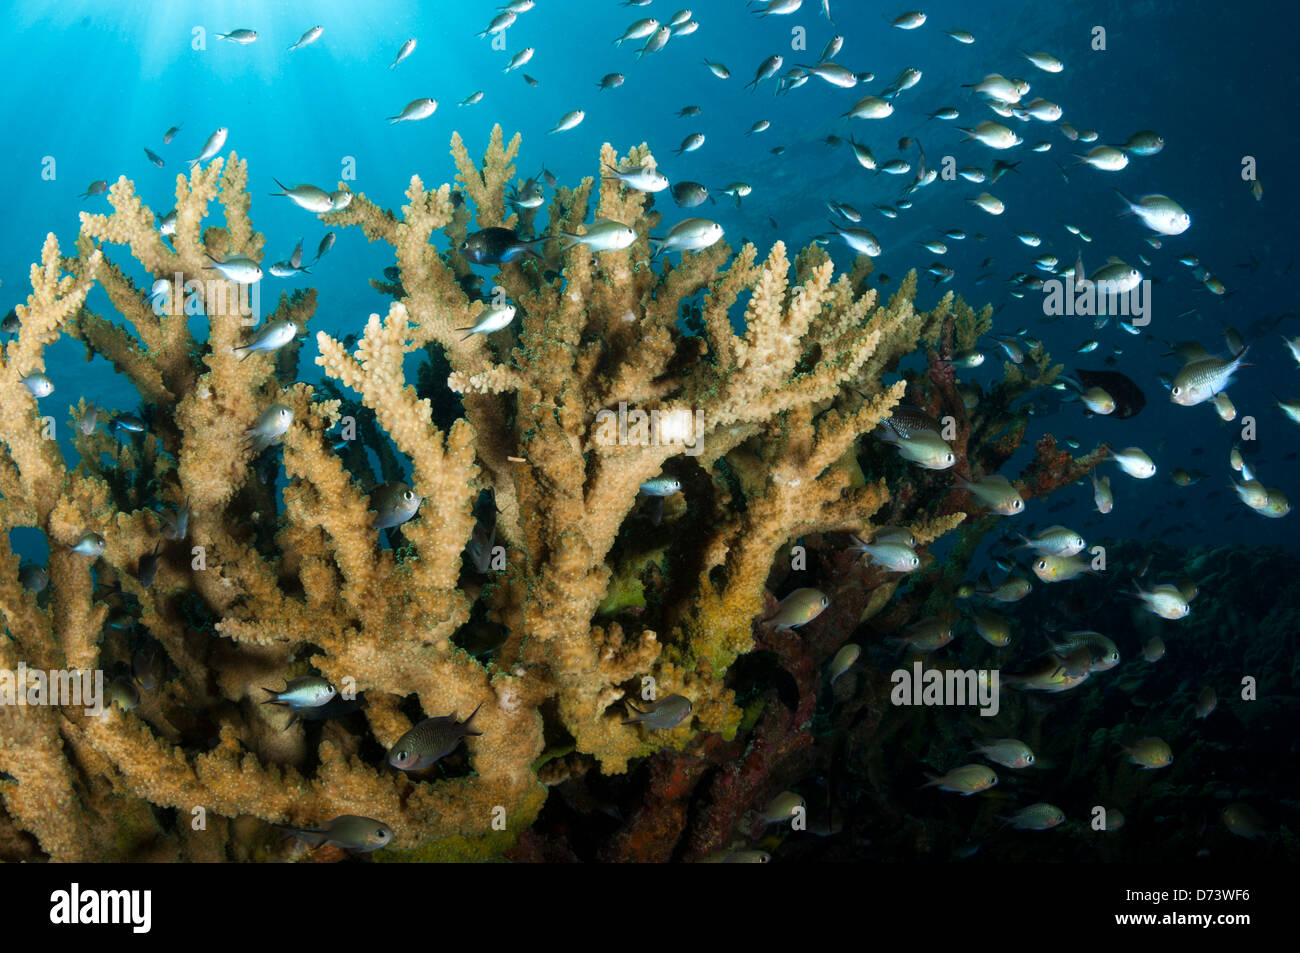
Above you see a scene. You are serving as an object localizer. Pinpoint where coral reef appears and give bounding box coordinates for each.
[0,127,1102,861]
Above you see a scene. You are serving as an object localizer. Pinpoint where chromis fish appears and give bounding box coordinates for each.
[244,403,294,453]
[921,764,997,795]
[461,227,547,264]
[1142,636,1165,662]
[18,564,48,592]
[1110,447,1156,479]
[891,431,956,470]
[22,373,53,397]
[828,644,860,685]
[767,587,829,630]
[1000,803,1065,830]
[270,179,334,213]
[388,704,483,770]
[216,28,258,43]
[1131,581,1190,620]
[639,477,682,497]
[105,676,141,711]
[548,109,585,134]
[390,38,416,68]
[603,162,669,193]
[671,181,710,207]
[851,537,920,572]
[68,531,106,557]
[1092,471,1113,513]
[285,815,393,852]
[204,252,262,284]
[161,501,191,541]
[1195,685,1217,719]
[370,481,422,529]
[1170,347,1249,406]
[651,218,724,254]
[974,738,1034,769]
[1005,654,1087,693]
[1030,554,1093,582]
[623,693,693,730]
[1114,189,1191,235]
[959,474,1024,515]
[232,319,299,361]
[1048,631,1120,671]
[971,609,1011,647]
[1123,736,1173,769]
[562,219,638,253]
[1222,803,1265,841]
[263,676,337,725]
[387,98,438,124]
[757,790,805,825]
[188,127,228,167]
[1118,130,1165,155]
[1260,488,1291,518]
[981,574,1032,603]
[288,25,324,52]
[1016,525,1085,557]
[889,617,953,653]
[455,303,517,341]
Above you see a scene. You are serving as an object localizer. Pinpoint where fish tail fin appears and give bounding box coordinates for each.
[462,702,484,734]
[1112,188,1134,216]
[919,772,942,790]
[621,700,644,725]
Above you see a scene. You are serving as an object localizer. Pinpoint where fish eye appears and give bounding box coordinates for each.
[820,596,829,607]
[404,490,415,501]
[1036,559,1046,569]
[395,750,408,761]
[945,453,954,463]
[1171,386,1181,395]
[1025,753,1035,763]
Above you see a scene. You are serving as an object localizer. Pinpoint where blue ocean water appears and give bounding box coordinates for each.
[1,0,1297,565]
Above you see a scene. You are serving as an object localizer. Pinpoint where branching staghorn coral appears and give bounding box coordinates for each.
[0,127,1092,861]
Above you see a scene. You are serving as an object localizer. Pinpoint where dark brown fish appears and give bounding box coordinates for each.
[1074,368,1145,418]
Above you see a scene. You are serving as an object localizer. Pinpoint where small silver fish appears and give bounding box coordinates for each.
[264,675,337,712]
[233,319,299,361]
[244,403,294,453]
[22,373,53,397]
[390,38,416,69]
[188,127,228,167]
[69,531,107,557]
[204,252,262,284]
[288,25,324,52]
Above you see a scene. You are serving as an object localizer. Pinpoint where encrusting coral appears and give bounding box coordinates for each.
[0,126,1100,861]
